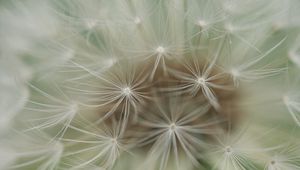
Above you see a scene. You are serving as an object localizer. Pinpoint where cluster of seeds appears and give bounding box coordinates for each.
[1,0,300,170]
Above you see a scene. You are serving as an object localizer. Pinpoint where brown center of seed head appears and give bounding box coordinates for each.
[99,56,240,146]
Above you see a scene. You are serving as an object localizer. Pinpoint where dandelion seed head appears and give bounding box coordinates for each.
[3,0,300,169]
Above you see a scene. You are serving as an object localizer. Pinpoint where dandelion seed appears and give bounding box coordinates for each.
[5,132,63,170]
[265,144,300,170]
[210,129,261,170]
[62,121,126,169]
[23,83,78,141]
[65,61,150,128]
[228,37,287,85]
[166,55,233,110]
[138,97,221,169]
